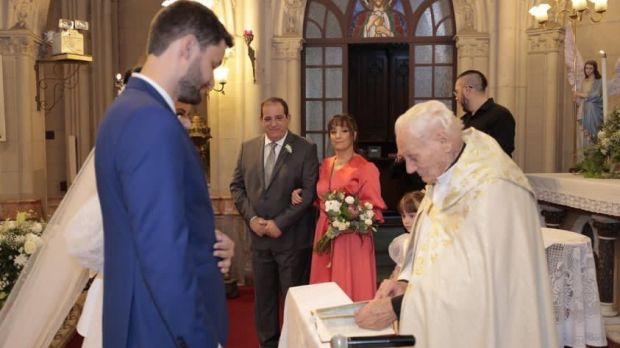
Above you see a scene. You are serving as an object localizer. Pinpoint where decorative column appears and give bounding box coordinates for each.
[271,37,303,133]
[454,32,489,116]
[524,27,566,173]
[0,30,47,213]
[592,215,620,317]
[455,32,490,76]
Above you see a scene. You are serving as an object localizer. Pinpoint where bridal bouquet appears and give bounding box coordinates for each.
[314,190,377,255]
[0,211,45,308]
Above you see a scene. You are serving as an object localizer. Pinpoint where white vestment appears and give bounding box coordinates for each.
[398,129,558,348]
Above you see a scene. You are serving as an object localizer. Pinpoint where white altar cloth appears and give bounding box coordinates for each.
[543,228,607,347]
[279,282,352,348]
[527,173,620,217]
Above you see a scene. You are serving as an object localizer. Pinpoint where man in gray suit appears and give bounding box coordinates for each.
[230,97,319,348]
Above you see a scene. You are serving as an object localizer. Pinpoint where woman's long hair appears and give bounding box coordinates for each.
[584,60,602,79]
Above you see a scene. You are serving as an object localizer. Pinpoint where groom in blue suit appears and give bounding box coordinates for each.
[95,2,233,347]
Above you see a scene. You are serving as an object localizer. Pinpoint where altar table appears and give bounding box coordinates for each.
[279,282,352,348]
[526,173,620,217]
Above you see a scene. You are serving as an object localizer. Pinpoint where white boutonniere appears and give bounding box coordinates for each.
[285,144,293,154]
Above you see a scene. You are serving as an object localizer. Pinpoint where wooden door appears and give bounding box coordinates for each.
[348,43,408,146]
[348,44,423,212]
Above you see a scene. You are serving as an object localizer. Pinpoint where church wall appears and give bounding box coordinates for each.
[116,1,159,71]
[0,30,47,214]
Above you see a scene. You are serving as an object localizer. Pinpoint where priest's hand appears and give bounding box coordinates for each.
[375,279,407,299]
[214,229,234,274]
[355,297,397,330]
[264,220,282,238]
[249,216,268,236]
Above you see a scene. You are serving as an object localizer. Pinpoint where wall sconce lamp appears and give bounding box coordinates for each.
[243,29,257,83]
[212,65,229,94]
[529,0,607,26]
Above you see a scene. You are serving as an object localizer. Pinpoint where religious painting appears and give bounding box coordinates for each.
[350,0,407,38]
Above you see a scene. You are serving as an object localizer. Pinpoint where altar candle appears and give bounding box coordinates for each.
[600,50,608,122]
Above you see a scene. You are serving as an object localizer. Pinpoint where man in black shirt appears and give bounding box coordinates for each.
[454,70,516,156]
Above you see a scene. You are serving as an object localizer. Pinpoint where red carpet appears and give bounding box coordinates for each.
[226,285,259,348]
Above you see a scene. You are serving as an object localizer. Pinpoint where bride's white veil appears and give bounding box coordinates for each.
[0,151,95,347]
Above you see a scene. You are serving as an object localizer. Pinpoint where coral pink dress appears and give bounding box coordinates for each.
[309,154,386,301]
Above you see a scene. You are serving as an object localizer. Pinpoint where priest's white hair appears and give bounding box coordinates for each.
[395,100,463,143]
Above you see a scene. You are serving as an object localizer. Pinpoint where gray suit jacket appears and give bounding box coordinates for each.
[230,132,319,251]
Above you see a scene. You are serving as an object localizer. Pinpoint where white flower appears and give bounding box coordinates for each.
[30,222,43,233]
[6,221,17,230]
[23,233,42,254]
[336,221,347,231]
[325,200,342,213]
[344,196,355,204]
[285,144,293,154]
[364,219,373,226]
[366,210,375,219]
[13,254,28,267]
[24,239,37,254]
[364,202,373,210]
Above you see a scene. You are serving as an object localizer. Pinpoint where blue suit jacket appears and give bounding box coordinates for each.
[95,77,227,348]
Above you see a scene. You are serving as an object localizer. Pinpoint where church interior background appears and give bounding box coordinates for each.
[0,0,619,343]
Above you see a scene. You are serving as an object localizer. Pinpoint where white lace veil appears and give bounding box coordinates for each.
[0,151,96,347]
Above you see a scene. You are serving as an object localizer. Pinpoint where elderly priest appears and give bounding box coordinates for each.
[355,101,558,347]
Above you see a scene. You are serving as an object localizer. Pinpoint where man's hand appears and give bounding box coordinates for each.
[375,279,407,299]
[264,220,282,238]
[214,230,234,274]
[354,297,397,330]
[291,188,303,205]
[249,216,268,236]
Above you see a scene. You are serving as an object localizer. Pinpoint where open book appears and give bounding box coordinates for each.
[311,301,396,342]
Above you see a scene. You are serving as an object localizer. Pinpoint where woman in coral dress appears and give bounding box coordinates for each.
[295,114,385,301]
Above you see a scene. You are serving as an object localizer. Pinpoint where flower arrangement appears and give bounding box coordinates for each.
[0,211,45,308]
[314,190,377,254]
[578,107,620,178]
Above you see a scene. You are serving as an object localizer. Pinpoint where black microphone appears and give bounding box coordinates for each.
[330,334,416,347]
